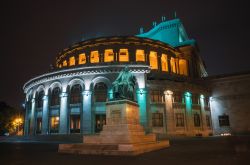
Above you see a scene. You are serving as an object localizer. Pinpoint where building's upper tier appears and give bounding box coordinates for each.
[55,36,207,79]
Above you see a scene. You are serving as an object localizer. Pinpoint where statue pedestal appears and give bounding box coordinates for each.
[59,100,169,156]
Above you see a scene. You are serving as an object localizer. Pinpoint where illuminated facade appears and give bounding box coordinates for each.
[23,18,213,136]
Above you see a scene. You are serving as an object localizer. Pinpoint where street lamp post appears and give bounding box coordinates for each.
[13,118,23,135]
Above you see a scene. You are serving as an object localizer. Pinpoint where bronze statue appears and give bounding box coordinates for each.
[112,66,137,101]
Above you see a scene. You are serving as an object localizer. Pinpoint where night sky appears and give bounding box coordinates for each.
[0,0,249,109]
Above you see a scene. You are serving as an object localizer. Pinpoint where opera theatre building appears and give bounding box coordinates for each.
[23,17,250,137]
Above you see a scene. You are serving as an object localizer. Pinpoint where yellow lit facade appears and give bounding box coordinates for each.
[179,59,188,75]
[170,57,176,73]
[79,53,86,64]
[149,51,158,69]
[104,49,114,62]
[161,54,168,72]
[136,49,145,62]
[69,56,75,66]
[119,49,129,62]
[90,51,99,63]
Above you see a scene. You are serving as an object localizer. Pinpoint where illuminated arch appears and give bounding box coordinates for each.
[67,78,85,90]
[90,76,112,90]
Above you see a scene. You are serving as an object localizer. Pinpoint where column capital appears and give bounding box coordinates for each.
[31,98,36,103]
[82,90,92,96]
[42,95,49,100]
[136,88,148,95]
[164,90,173,95]
[60,92,68,97]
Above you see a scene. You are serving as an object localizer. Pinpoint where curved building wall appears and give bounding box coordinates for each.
[23,36,212,137]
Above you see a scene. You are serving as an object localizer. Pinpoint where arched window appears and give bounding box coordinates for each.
[104,49,114,62]
[149,51,158,69]
[70,84,82,104]
[119,49,129,62]
[50,87,60,106]
[37,90,44,108]
[90,51,99,63]
[161,54,168,72]
[94,82,107,102]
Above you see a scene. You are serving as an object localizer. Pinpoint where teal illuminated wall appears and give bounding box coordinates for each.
[136,18,195,47]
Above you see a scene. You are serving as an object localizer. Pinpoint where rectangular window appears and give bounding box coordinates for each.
[119,49,129,62]
[36,118,42,134]
[152,113,163,127]
[69,56,75,66]
[219,115,230,126]
[104,49,114,62]
[161,54,168,72]
[136,49,145,62]
[176,113,184,127]
[179,59,188,76]
[173,92,182,103]
[70,115,80,133]
[194,114,201,127]
[170,57,176,73]
[90,51,99,63]
[206,115,211,127]
[192,94,199,104]
[149,51,158,69]
[50,116,59,133]
[79,53,86,64]
[150,90,162,102]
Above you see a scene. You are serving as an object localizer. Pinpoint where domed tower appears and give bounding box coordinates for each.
[23,17,212,137]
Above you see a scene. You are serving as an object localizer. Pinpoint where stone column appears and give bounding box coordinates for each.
[200,95,207,131]
[81,90,93,134]
[41,95,49,134]
[157,53,162,71]
[164,90,175,135]
[184,92,193,135]
[59,92,69,134]
[167,58,171,73]
[29,97,36,135]
[24,100,30,135]
[136,88,148,131]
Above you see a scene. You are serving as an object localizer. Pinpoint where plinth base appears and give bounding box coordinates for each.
[58,140,169,156]
[58,100,170,155]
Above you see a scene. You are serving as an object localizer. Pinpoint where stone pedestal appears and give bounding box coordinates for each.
[59,100,169,156]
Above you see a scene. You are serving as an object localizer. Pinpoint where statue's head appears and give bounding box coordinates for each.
[124,66,129,72]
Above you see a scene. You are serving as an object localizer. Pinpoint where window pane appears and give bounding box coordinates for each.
[219,115,230,126]
[194,114,201,127]
[104,49,114,62]
[149,51,158,69]
[90,51,99,63]
[152,113,163,127]
[176,113,184,127]
[136,49,145,62]
[119,49,129,62]
[170,57,176,73]
[69,56,75,66]
[79,53,86,64]
[179,59,188,75]
[161,54,168,72]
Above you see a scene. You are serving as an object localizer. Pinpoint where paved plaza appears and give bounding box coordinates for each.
[0,136,249,165]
